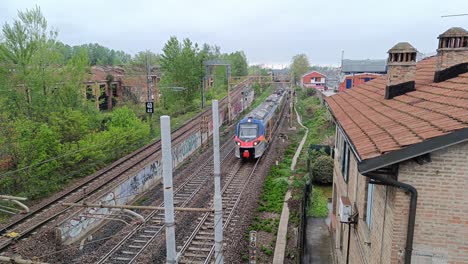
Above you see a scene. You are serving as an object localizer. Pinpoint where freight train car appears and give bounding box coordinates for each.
[234,89,285,159]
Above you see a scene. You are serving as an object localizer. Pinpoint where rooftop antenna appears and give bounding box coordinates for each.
[341,50,344,69]
[441,13,468,17]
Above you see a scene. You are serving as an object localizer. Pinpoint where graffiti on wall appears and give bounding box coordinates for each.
[172,132,202,166]
[58,160,162,244]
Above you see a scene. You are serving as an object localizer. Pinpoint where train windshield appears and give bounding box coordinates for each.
[239,123,258,142]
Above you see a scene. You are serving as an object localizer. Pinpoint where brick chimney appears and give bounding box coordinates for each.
[434,27,468,83]
[385,42,417,99]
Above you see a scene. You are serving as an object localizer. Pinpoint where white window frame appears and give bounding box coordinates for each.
[366,182,374,229]
[341,141,350,182]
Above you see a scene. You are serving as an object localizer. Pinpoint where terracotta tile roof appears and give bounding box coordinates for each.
[325,56,468,160]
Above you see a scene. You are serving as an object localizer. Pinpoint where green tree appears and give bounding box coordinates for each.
[226,51,248,76]
[0,5,54,109]
[159,37,205,110]
[127,50,160,71]
[291,53,310,85]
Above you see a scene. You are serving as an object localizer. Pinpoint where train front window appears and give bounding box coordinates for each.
[239,123,258,142]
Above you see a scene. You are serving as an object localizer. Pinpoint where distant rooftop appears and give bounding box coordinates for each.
[341,59,387,73]
[271,68,289,74]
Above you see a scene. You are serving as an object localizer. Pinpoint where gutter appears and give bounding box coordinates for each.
[364,172,417,264]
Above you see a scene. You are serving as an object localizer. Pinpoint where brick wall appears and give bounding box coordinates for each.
[386,63,417,86]
[392,141,468,264]
[332,148,394,264]
[436,49,468,71]
[332,138,468,264]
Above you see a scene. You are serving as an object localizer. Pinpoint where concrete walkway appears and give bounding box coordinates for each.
[273,97,309,263]
[302,217,333,263]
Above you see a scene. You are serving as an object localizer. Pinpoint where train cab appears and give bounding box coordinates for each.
[235,117,266,159]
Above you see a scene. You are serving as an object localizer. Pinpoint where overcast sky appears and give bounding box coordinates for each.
[1,0,467,66]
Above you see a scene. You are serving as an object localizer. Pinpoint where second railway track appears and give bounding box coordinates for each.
[96,140,236,264]
[177,158,260,263]
[0,120,202,252]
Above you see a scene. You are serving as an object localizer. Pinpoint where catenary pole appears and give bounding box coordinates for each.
[212,100,224,264]
[161,116,176,264]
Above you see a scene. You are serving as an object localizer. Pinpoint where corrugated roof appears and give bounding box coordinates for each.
[341,59,387,73]
[326,56,468,161]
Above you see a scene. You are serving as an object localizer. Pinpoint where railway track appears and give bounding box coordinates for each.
[176,86,288,264]
[0,79,253,253]
[0,121,201,253]
[177,159,259,263]
[96,141,236,264]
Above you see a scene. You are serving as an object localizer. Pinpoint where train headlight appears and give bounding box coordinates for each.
[236,142,241,146]
[253,141,258,146]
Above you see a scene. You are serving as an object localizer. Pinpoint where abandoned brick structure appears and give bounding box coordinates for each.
[325,27,468,264]
[86,66,159,110]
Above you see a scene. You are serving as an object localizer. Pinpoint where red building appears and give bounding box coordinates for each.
[301,71,326,89]
[338,73,381,92]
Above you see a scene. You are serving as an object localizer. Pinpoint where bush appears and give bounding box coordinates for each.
[311,155,333,184]
[305,88,316,97]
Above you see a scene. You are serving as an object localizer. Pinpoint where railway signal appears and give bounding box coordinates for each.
[145,102,154,113]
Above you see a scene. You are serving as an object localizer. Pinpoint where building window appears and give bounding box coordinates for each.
[346,79,352,88]
[336,129,350,183]
[365,182,374,229]
[364,77,373,82]
[341,141,350,182]
[336,129,344,164]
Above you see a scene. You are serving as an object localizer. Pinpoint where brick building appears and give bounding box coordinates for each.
[86,66,159,110]
[302,71,327,89]
[338,59,387,92]
[324,27,468,264]
[338,73,381,92]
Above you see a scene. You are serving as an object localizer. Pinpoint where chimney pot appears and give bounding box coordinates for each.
[385,42,417,99]
[434,27,468,82]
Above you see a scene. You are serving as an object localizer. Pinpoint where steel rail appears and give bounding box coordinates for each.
[96,140,235,264]
[0,103,209,252]
[177,85,289,263]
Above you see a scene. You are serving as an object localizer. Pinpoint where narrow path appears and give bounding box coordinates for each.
[272,96,308,263]
[302,217,333,263]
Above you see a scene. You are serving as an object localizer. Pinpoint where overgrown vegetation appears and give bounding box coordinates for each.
[258,142,296,213]
[311,155,334,184]
[0,6,250,204]
[307,187,329,217]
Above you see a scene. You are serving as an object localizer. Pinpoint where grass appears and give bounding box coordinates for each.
[261,245,273,256]
[258,142,297,214]
[316,184,333,200]
[249,216,280,234]
[307,187,329,218]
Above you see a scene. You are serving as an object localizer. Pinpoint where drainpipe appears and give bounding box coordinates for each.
[363,172,417,264]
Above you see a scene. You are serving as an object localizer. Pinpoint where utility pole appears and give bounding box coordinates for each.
[160,116,177,264]
[147,51,155,138]
[212,100,224,264]
[201,76,205,109]
[341,50,344,69]
[227,65,231,124]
